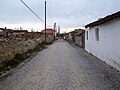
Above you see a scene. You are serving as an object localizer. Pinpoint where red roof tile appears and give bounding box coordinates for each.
[41,28,55,35]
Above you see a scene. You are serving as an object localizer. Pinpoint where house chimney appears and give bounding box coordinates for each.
[5,27,7,30]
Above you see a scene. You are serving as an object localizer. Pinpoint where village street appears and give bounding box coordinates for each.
[0,39,120,90]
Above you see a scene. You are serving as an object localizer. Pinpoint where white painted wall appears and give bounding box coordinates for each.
[85,18,120,71]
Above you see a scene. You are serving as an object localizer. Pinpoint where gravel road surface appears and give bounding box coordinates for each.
[0,39,120,90]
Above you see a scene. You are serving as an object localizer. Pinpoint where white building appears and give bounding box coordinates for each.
[85,11,120,71]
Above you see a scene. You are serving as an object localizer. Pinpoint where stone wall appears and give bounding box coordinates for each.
[0,36,45,67]
[46,35,54,43]
[74,34,85,48]
[75,36,82,47]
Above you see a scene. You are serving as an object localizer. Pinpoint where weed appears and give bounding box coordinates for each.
[0,44,46,75]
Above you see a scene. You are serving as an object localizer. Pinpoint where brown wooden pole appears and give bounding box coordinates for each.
[45,1,46,43]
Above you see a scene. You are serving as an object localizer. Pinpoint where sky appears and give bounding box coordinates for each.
[0,0,120,32]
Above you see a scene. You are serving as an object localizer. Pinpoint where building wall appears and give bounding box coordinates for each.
[75,36,83,47]
[69,33,72,42]
[12,32,25,35]
[64,34,69,41]
[85,18,120,71]
[46,35,54,43]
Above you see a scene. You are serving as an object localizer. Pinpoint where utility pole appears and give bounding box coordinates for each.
[45,1,47,43]
[53,23,56,41]
[58,26,60,37]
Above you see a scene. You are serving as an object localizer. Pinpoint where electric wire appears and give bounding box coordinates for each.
[20,0,45,23]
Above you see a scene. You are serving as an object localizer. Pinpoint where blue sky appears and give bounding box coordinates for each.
[0,0,120,32]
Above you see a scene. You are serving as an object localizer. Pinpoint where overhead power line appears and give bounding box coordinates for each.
[20,0,44,23]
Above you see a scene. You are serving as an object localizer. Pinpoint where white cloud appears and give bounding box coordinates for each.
[0,0,120,32]
[0,23,45,32]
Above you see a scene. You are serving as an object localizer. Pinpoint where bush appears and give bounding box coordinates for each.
[0,44,46,75]
[15,53,25,60]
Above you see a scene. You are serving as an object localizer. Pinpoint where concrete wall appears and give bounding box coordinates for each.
[41,34,54,43]
[46,35,54,43]
[85,18,120,71]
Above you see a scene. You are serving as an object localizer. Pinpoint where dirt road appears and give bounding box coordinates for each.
[0,40,120,90]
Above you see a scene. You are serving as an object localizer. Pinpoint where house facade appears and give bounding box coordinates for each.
[0,28,11,38]
[0,28,28,38]
[64,29,85,48]
[74,29,85,48]
[10,30,28,35]
[64,33,69,41]
[8,30,28,38]
[85,11,120,71]
[41,28,55,43]
[68,29,80,43]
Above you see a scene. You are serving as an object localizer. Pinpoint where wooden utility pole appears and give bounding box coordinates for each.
[45,1,46,42]
[53,23,56,41]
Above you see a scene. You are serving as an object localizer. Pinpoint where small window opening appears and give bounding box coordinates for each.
[95,28,99,41]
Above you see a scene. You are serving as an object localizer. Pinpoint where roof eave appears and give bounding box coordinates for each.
[85,11,120,28]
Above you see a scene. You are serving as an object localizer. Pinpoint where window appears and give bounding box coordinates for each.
[95,28,99,41]
[86,31,88,40]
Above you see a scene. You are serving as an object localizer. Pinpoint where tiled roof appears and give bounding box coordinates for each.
[0,28,28,33]
[27,32,41,35]
[41,28,55,35]
[74,30,85,36]
[0,31,6,36]
[85,11,120,28]
[12,30,28,32]
[0,32,5,35]
[69,29,84,36]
